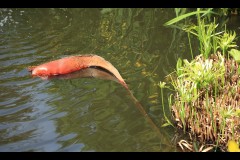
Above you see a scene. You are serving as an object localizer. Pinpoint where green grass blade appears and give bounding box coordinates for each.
[164,10,213,26]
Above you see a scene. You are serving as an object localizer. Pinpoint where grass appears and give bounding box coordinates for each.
[164,8,237,59]
[168,52,240,151]
[158,81,174,127]
[161,8,240,152]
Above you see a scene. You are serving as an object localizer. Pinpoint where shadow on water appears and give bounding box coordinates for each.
[1,8,238,151]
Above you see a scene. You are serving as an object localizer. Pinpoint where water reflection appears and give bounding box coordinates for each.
[0,8,210,151]
[45,67,172,151]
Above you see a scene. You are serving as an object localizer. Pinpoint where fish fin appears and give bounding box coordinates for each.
[40,76,49,80]
[28,66,37,72]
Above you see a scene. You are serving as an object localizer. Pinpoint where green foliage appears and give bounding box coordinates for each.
[229,49,240,74]
[229,49,240,62]
[176,58,183,76]
[167,53,226,136]
[174,8,187,17]
[164,8,239,59]
[158,81,174,127]
[162,8,240,151]
[175,53,225,92]
[217,31,237,56]
[164,9,214,26]
[183,19,223,58]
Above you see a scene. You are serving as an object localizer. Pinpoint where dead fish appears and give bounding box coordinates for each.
[28,54,128,89]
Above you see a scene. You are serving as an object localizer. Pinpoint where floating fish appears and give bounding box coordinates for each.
[28,54,128,89]
[49,67,121,84]
[28,54,169,145]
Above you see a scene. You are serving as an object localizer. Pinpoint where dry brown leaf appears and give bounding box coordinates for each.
[201,146,213,152]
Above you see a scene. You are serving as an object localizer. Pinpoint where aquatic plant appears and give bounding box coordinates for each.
[216,30,237,56]
[162,8,240,152]
[183,19,224,58]
[164,8,238,59]
[158,81,174,127]
[168,52,240,151]
[164,8,218,59]
[229,49,240,63]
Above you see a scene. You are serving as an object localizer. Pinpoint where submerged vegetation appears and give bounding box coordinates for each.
[162,8,240,152]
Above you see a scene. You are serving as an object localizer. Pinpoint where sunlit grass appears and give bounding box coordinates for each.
[162,8,240,152]
[167,52,240,151]
[164,8,237,60]
[158,81,174,127]
[217,30,237,56]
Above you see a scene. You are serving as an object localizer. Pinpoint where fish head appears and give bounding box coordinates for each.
[31,66,49,76]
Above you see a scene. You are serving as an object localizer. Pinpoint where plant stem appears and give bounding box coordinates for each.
[188,32,194,59]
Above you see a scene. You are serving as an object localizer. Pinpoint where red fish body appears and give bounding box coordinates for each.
[29,56,88,76]
[28,54,128,88]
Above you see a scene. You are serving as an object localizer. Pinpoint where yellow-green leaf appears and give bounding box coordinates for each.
[229,49,240,63]
[161,123,171,127]
[228,140,240,152]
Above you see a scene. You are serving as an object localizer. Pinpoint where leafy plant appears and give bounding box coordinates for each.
[158,81,174,127]
[164,8,239,59]
[229,49,240,62]
[174,53,225,91]
[164,9,214,26]
[183,19,223,58]
[162,8,240,152]
[217,30,237,56]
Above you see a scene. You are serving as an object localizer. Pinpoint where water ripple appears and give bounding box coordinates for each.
[0,8,179,152]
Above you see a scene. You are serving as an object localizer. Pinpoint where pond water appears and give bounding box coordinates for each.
[0,8,239,152]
